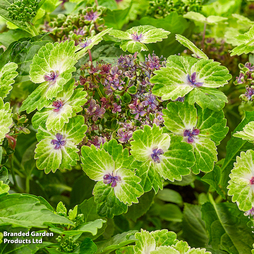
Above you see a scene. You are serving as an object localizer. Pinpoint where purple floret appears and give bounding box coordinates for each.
[51,133,66,149]
[187,72,203,87]
[103,173,121,187]
[184,128,200,143]
[151,148,164,163]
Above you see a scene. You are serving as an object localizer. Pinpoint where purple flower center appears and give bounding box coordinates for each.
[44,71,59,84]
[131,32,143,42]
[245,87,254,100]
[103,173,121,187]
[52,100,64,112]
[80,39,92,48]
[245,207,254,218]
[84,10,99,21]
[151,148,164,163]
[250,176,254,185]
[184,128,200,143]
[51,133,66,149]
[187,72,203,87]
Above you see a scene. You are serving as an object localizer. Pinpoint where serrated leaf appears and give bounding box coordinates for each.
[0,193,73,228]
[233,121,254,142]
[0,99,12,144]
[228,150,254,211]
[134,229,156,253]
[175,34,208,60]
[32,79,87,130]
[151,56,231,109]
[0,62,18,99]
[35,116,87,173]
[130,124,195,191]
[201,201,254,253]
[81,139,143,206]
[109,25,170,53]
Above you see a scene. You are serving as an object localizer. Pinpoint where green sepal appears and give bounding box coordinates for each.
[81,139,144,205]
[109,25,170,53]
[0,62,18,99]
[151,56,231,110]
[93,181,128,218]
[228,150,254,211]
[0,99,12,144]
[163,101,228,174]
[130,125,195,191]
[32,79,87,130]
[35,116,87,173]
[175,34,208,60]
[20,41,77,113]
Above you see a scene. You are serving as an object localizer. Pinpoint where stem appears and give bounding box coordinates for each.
[5,135,16,150]
[201,22,207,50]
[88,49,93,64]
[94,0,98,6]
[9,155,23,193]
[26,176,30,193]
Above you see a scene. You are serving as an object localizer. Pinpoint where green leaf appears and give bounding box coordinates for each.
[230,26,254,56]
[130,124,195,191]
[32,79,87,130]
[0,99,12,144]
[75,29,113,60]
[151,56,231,109]
[62,219,106,236]
[109,25,170,53]
[172,240,211,253]
[156,189,183,205]
[182,204,208,248]
[0,181,9,195]
[96,230,137,254]
[104,6,132,29]
[35,116,87,173]
[0,193,73,228]
[93,181,128,218]
[233,121,254,142]
[160,204,183,222]
[0,62,18,99]
[202,164,225,198]
[220,111,254,193]
[183,12,227,24]
[201,201,254,254]
[175,34,208,60]
[125,190,155,221]
[79,197,101,223]
[228,150,254,211]
[81,139,144,206]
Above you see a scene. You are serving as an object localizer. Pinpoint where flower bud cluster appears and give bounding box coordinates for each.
[43,5,106,44]
[80,53,167,148]
[8,0,38,23]
[147,0,202,18]
[235,62,254,102]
